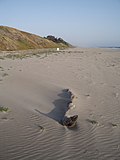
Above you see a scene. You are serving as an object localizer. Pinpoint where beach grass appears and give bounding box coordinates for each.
[0,106,9,112]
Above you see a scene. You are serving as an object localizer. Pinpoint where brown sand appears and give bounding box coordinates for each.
[0,48,120,160]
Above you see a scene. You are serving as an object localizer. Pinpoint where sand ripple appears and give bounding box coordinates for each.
[0,48,120,159]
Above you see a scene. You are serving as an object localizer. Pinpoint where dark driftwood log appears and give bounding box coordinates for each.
[62,115,78,128]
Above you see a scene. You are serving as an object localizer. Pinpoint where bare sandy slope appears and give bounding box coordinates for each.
[0,48,120,160]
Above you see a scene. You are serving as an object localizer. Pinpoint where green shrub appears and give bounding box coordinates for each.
[0,106,9,112]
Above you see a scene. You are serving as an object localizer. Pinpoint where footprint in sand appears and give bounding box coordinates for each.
[36,124,44,132]
[86,119,98,125]
[106,63,116,67]
[113,92,119,98]
[31,123,45,134]
[2,73,8,77]
[0,116,14,122]
[1,117,8,120]
[109,122,118,128]
[84,94,91,99]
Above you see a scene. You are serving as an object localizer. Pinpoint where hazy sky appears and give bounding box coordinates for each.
[0,0,120,47]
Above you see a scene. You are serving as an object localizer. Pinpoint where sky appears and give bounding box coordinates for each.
[0,0,120,47]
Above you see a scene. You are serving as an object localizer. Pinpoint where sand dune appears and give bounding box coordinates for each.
[0,48,120,160]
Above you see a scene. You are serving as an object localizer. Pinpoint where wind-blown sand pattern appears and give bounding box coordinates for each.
[0,48,120,159]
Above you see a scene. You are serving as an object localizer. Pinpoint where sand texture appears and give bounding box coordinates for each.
[0,48,120,160]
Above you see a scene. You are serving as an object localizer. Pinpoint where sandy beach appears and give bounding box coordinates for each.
[0,48,120,160]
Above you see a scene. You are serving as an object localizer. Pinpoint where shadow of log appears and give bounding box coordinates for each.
[35,89,71,124]
[58,89,71,99]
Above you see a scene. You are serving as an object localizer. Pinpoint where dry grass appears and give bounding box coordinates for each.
[0,26,70,51]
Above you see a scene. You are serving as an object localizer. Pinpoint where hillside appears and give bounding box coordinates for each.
[0,26,71,51]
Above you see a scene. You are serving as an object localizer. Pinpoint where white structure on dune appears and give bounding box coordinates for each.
[57,48,59,51]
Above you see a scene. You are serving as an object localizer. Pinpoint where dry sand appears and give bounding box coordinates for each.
[0,48,120,160]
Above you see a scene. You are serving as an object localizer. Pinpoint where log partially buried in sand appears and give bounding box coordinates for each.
[62,89,78,128]
[62,115,78,128]
[68,102,75,109]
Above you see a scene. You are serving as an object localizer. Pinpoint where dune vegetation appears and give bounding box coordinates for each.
[0,26,71,51]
